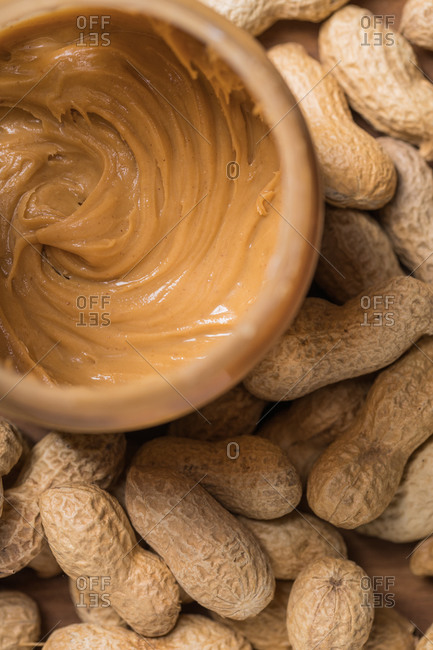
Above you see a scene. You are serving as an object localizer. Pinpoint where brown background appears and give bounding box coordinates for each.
[3,0,433,641]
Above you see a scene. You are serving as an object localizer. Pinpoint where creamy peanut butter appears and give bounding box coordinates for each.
[0,8,281,386]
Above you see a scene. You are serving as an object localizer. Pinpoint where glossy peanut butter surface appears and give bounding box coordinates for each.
[0,8,281,385]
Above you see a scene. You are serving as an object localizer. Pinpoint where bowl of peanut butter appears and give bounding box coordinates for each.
[0,0,321,431]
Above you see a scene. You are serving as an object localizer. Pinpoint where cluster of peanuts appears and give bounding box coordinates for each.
[1,0,433,648]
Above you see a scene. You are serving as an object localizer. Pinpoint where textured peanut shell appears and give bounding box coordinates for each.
[364,607,415,649]
[44,623,149,649]
[417,622,433,649]
[239,512,347,580]
[308,337,433,528]
[168,384,265,440]
[287,558,374,650]
[0,421,22,477]
[39,483,180,637]
[378,138,433,284]
[44,616,252,650]
[69,576,126,628]
[0,432,126,577]
[151,615,252,649]
[0,421,23,518]
[0,590,41,650]
[316,206,403,303]
[212,581,293,650]
[319,5,433,161]
[28,540,61,578]
[2,432,31,492]
[268,43,396,209]
[125,465,275,620]
[410,537,433,577]
[401,0,433,51]
[133,435,301,519]
[198,0,349,35]
[245,277,433,402]
[260,377,372,483]
[358,435,433,543]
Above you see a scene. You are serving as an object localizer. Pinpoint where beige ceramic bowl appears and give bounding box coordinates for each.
[0,0,322,432]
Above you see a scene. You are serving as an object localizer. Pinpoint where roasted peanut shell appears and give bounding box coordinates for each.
[319,5,433,160]
[238,511,347,580]
[410,537,433,577]
[40,483,180,637]
[245,277,433,402]
[199,0,349,35]
[401,0,433,51]
[0,590,41,650]
[316,206,403,303]
[43,623,149,649]
[168,384,265,440]
[0,421,23,518]
[126,465,275,620]
[0,432,126,577]
[378,137,433,285]
[363,607,415,649]
[287,558,374,650]
[268,43,396,209]
[308,337,433,528]
[132,435,301,519]
[211,580,293,650]
[358,435,433,543]
[259,377,371,483]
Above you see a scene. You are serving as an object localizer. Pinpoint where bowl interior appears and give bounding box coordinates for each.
[0,0,322,431]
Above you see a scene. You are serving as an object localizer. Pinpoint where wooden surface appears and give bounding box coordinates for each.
[3,0,433,642]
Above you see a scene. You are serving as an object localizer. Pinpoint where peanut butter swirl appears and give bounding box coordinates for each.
[0,9,281,385]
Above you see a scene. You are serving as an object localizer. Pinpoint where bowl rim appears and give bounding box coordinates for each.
[0,0,322,432]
